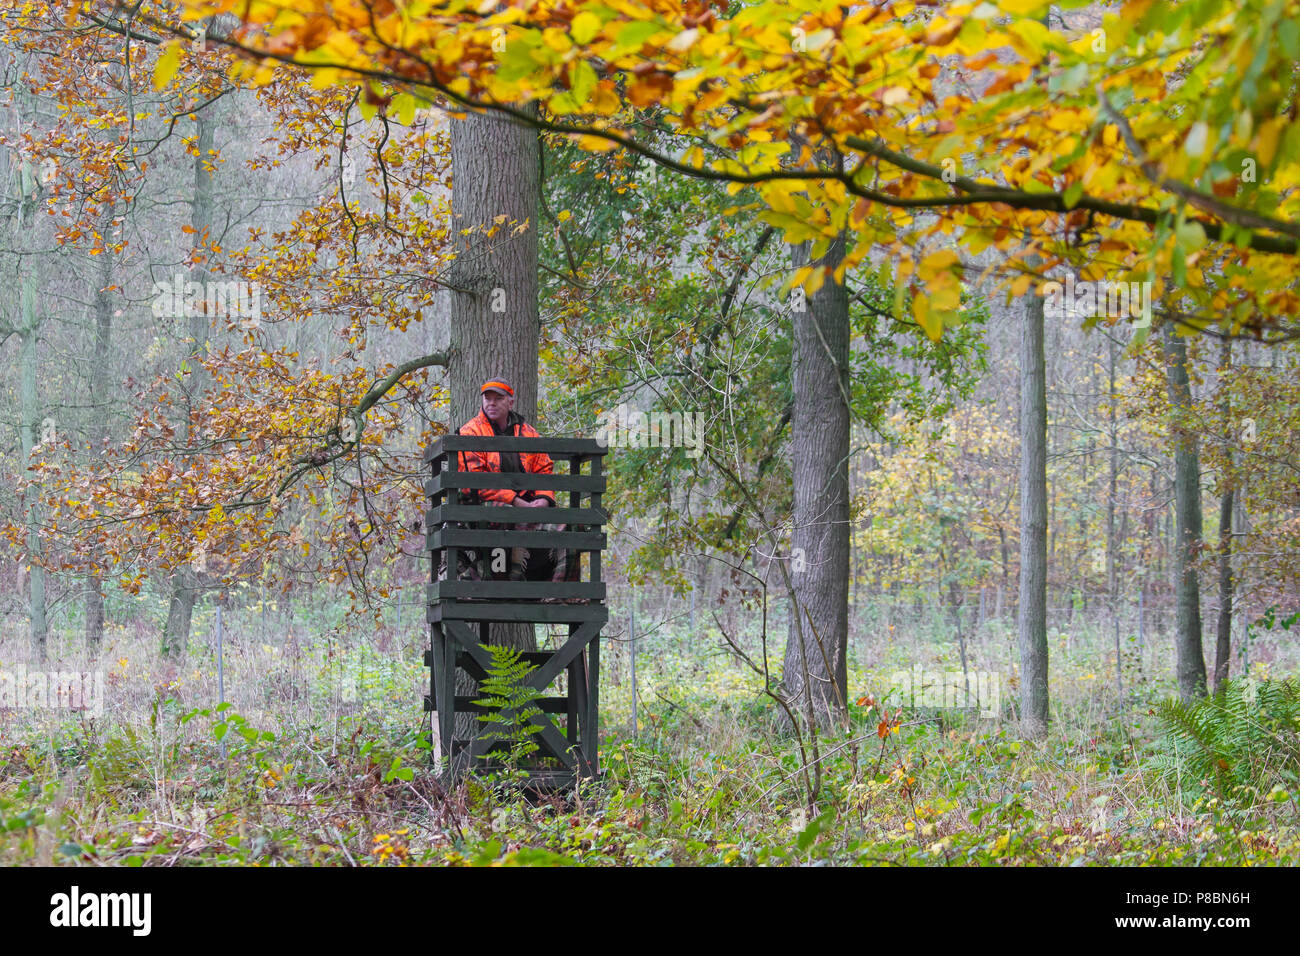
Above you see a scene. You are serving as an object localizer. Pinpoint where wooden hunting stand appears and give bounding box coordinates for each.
[423,435,608,787]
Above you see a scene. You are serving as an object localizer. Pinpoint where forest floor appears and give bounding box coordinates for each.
[1,601,1297,865]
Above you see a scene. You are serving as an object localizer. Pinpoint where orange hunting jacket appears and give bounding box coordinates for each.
[456,410,556,506]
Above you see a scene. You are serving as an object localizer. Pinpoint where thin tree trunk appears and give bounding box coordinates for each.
[85,572,105,651]
[1163,322,1207,700]
[163,107,217,660]
[780,235,850,730]
[85,226,115,651]
[12,139,48,664]
[1017,285,1049,737]
[1107,333,1121,695]
[1213,339,1234,690]
[1214,486,1234,691]
[19,255,48,664]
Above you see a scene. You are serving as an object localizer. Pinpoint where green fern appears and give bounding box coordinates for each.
[473,644,549,769]
[1150,677,1300,807]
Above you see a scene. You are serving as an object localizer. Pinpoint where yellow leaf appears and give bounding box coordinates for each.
[766,183,797,214]
[805,265,827,296]
[1256,119,1283,168]
[924,18,963,47]
[570,11,603,44]
[999,0,1050,14]
[391,93,417,126]
[918,249,960,280]
[154,44,182,91]
[591,81,621,115]
[787,265,812,294]
[1006,19,1050,61]
[913,293,945,342]
[570,133,619,152]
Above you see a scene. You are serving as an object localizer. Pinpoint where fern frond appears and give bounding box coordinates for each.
[1150,678,1300,808]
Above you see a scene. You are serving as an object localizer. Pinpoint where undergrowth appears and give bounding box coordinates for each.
[2,604,1297,865]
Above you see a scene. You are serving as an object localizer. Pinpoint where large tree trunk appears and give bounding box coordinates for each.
[447,106,541,653]
[1017,285,1049,737]
[780,235,850,730]
[1163,323,1207,700]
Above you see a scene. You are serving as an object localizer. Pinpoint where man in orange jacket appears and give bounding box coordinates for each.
[454,378,567,583]
[457,378,556,509]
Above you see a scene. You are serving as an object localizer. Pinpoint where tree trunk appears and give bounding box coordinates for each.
[162,568,197,660]
[19,254,48,665]
[162,106,217,660]
[1163,322,1207,700]
[1017,284,1049,737]
[12,141,48,664]
[85,572,105,651]
[1107,332,1121,695]
[448,106,541,652]
[780,235,850,730]
[85,225,115,651]
[1214,485,1234,691]
[1213,339,1234,690]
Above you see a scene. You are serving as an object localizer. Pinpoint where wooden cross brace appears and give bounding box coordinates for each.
[442,619,599,774]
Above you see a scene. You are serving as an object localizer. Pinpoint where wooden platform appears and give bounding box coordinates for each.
[424,435,608,789]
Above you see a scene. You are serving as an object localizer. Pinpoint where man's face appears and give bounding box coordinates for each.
[482,388,514,426]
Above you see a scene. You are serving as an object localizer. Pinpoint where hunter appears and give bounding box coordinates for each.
[453,378,573,587]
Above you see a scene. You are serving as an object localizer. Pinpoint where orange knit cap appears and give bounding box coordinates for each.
[480,379,514,396]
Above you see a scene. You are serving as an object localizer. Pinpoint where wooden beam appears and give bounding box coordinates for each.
[429,580,604,602]
[428,505,607,526]
[427,528,606,551]
[427,472,605,495]
[426,435,610,461]
[428,601,609,624]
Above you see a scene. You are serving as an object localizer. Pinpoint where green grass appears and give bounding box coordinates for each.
[1,600,1297,865]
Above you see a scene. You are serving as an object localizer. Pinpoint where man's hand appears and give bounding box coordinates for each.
[513,497,551,508]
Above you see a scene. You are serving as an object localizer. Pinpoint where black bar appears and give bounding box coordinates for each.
[427,505,607,526]
[428,602,610,624]
[428,529,606,551]
[426,435,609,461]
[426,472,605,494]
[429,581,605,601]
